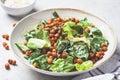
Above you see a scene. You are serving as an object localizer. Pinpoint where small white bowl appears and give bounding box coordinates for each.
[0,0,36,16]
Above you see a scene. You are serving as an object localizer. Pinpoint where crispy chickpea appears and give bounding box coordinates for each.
[49,34,54,38]
[51,37,55,41]
[47,19,52,24]
[63,19,68,23]
[56,17,62,22]
[61,52,67,58]
[102,46,107,51]
[96,52,101,57]
[24,41,28,45]
[33,62,38,68]
[52,51,57,57]
[46,51,52,57]
[75,19,79,23]
[12,60,16,65]
[57,54,61,58]
[76,58,83,64]
[91,58,96,63]
[85,28,90,33]
[47,58,53,64]
[25,50,32,56]
[2,34,9,40]
[5,63,10,70]
[57,29,62,34]
[54,27,59,32]
[53,43,57,47]
[50,46,54,51]
[8,59,13,64]
[44,27,50,31]
[55,33,60,38]
[89,52,95,58]
[99,54,104,59]
[70,18,75,22]
[4,45,9,50]
[52,49,56,52]
[101,42,106,47]
[94,57,99,61]
[50,29,56,34]
[74,58,77,63]
[42,49,47,54]
[49,56,54,59]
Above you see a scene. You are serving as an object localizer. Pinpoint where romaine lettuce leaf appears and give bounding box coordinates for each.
[75,60,93,71]
[49,56,74,72]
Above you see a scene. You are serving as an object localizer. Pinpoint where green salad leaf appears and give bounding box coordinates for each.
[75,60,93,71]
[49,56,74,72]
[15,43,30,52]
[56,40,70,54]
[30,54,50,70]
[90,37,109,52]
[67,42,89,60]
[27,38,48,49]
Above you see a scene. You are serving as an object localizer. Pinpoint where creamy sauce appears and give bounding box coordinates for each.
[4,0,30,8]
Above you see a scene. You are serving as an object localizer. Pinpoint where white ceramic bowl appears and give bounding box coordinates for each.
[10,8,117,76]
[0,0,36,16]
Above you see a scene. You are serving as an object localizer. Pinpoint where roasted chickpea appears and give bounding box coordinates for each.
[8,59,13,64]
[25,50,32,56]
[101,42,106,47]
[24,41,28,45]
[33,62,38,68]
[102,46,107,51]
[49,34,54,38]
[46,51,52,57]
[52,49,56,52]
[96,52,101,57]
[52,52,57,57]
[75,19,79,23]
[47,58,53,64]
[85,28,90,33]
[89,52,95,58]
[47,19,52,24]
[55,33,60,38]
[49,56,54,59]
[57,54,61,58]
[49,46,54,51]
[50,29,56,34]
[44,27,50,31]
[5,63,10,70]
[57,29,62,34]
[2,34,9,40]
[61,52,67,58]
[70,18,75,22]
[12,60,16,65]
[74,58,77,63]
[76,58,83,64]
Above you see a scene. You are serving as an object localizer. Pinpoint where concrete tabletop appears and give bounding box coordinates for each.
[0,0,120,80]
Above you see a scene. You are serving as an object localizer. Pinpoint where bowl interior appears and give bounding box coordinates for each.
[10,8,117,76]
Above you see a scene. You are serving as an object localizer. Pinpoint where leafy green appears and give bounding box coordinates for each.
[30,54,50,70]
[90,37,109,52]
[75,60,93,71]
[49,56,74,72]
[15,43,30,52]
[67,42,89,60]
[77,18,92,27]
[29,49,42,60]
[52,11,59,18]
[27,38,48,49]
[56,40,70,54]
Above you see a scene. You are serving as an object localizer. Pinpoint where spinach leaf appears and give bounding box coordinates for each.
[56,40,70,54]
[52,11,59,18]
[30,54,50,70]
[49,56,74,72]
[90,37,109,52]
[67,42,89,60]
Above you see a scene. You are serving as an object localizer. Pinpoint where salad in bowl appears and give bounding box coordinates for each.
[15,11,109,73]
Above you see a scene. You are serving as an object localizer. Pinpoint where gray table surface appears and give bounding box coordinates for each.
[0,0,120,80]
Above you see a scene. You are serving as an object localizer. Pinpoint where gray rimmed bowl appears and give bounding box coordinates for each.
[10,8,117,76]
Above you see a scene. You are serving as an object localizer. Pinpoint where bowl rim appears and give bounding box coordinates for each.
[10,8,118,76]
[0,0,36,9]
